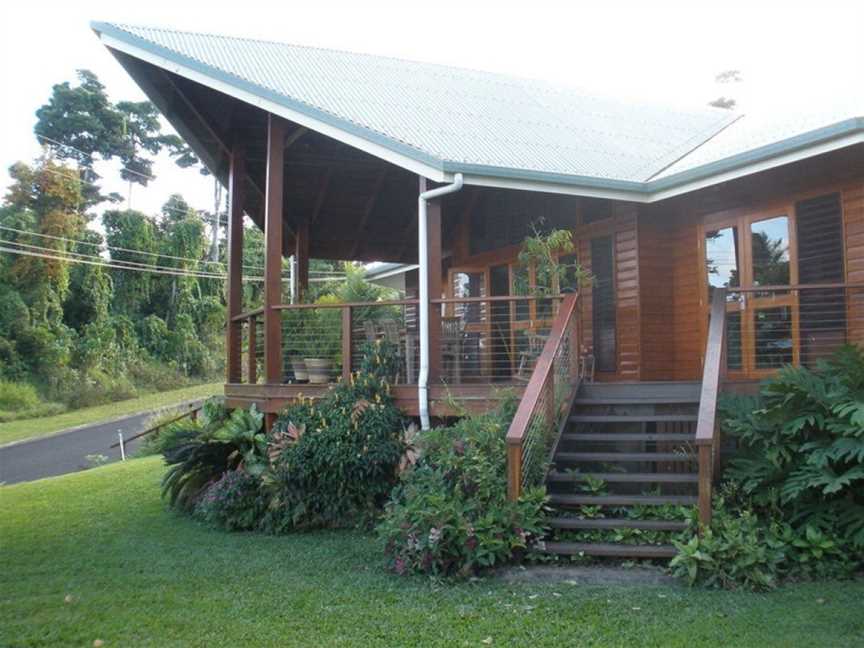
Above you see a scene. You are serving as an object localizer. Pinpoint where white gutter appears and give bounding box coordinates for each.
[418,174,463,430]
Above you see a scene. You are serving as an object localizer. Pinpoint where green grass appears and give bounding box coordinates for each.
[1,459,862,647]
[0,382,222,446]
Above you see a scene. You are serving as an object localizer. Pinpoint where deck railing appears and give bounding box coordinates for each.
[695,282,864,527]
[430,295,563,384]
[728,283,864,373]
[505,293,581,500]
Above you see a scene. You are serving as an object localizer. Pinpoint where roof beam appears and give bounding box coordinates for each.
[349,168,388,259]
[158,69,267,202]
[284,126,309,151]
[309,167,333,225]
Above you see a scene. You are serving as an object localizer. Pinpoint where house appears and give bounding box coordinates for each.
[93,22,863,557]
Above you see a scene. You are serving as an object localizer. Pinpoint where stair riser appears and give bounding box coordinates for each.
[574,403,699,417]
[548,481,697,497]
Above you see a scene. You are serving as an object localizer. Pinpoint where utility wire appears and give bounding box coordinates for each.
[1,237,227,278]
[0,224,349,278]
[1,245,342,284]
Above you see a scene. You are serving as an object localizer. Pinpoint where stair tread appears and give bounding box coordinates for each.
[569,414,698,423]
[541,541,678,558]
[562,432,695,442]
[547,471,699,483]
[574,397,699,405]
[550,494,698,506]
[549,517,688,531]
[556,451,696,462]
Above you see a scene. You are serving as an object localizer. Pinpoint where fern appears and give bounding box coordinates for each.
[720,345,864,550]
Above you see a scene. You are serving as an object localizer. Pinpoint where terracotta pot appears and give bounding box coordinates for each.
[304,358,332,384]
[290,356,309,382]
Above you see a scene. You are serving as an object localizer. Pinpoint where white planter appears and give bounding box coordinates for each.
[290,357,309,382]
[304,358,332,384]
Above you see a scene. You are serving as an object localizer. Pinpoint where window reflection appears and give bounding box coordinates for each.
[705,226,740,301]
[453,272,485,323]
[751,216,790,288]
[754,306,793,369]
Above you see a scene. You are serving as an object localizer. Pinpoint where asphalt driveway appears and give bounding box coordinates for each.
[0,403,199,485]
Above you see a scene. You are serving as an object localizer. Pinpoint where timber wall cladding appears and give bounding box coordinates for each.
[637,208,675,381]
[844,183,864,346]
[576,206,641,380]
[614,205,641,380]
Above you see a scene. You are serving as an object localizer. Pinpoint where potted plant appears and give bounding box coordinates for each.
[304,295,343,383]
[283,307,309,382]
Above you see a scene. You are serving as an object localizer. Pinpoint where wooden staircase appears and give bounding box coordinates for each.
[541,381,701,559]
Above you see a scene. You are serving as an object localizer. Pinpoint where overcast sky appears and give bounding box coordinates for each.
[1,0,862,222]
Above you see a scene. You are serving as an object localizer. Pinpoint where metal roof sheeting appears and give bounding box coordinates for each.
[92,22,863,195]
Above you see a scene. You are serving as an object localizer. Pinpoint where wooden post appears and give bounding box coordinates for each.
[264,114,286,385]
[226,144,245,383]
[698,444,713,528]
[507,442,522,501]
[247,315,257,384]
[342,306,352,382]
[295,219,309,301]
[421,178,443,384]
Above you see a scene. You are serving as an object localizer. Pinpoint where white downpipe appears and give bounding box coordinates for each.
[418,174,464,430]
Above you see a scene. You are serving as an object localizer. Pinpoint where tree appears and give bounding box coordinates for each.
[33,70,196,207]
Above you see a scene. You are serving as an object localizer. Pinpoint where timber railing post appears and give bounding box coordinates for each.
[247,315,257,385]
[226,143,245,384]
[342,305,352,382]
[507,442,523,501]
[695,288,727,531]
[263,114,286,385]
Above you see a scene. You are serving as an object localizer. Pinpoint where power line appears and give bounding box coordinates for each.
[1,237,227,278]
[1,245,343,284]
[0,245,259,281]
[36,132,158,182]
[0,224,260,272]
[0,225,349,278]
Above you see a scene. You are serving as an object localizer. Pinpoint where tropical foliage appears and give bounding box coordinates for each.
[672,347,864,590]
[161,344,407,533]
[377,396,548,577]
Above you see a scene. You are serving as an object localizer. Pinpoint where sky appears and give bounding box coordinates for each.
[1,0,862,225]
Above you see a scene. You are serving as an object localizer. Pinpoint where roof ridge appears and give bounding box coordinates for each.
[642,112,746,182]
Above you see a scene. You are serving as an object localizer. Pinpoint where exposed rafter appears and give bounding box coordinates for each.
[349,168,388,259]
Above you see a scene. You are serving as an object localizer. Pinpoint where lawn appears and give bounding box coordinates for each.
[0,382,222,446]
[1,458,862,647]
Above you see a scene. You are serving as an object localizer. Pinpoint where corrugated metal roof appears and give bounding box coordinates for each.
[92,22,863,196]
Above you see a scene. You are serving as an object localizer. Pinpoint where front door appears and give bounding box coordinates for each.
[702,209,799,378]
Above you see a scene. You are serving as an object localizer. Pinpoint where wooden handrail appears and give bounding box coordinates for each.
[231,307,265,322]
[432,295,565,304]
[695,288,727,528]
[734,281,864,293]
[505,292,579,500]
[273,299,419,310]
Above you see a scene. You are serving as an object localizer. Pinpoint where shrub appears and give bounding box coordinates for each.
[0,380,40,411]
[377,398,548,577]
[671,497,785,591]
[671,490,858,591]
[262,370,405,532]
[720,345,864,549]
[194,469,264,531]
[161,404,265,511]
